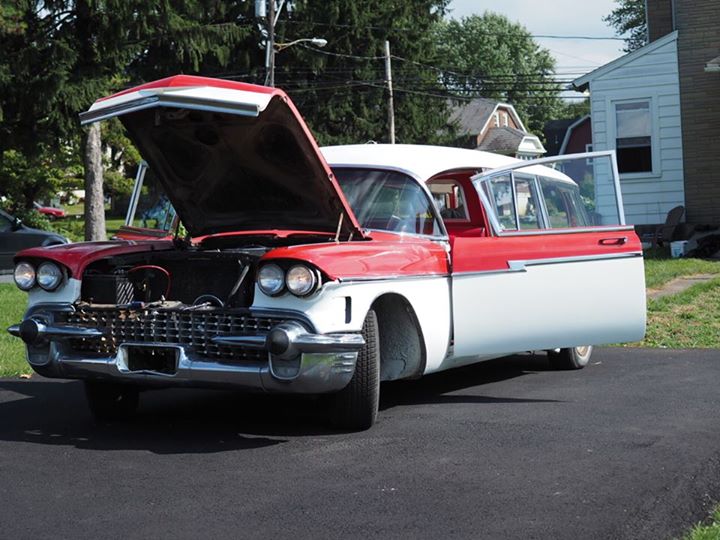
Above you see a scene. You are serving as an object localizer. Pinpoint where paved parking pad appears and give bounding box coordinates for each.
[0,348,719,539]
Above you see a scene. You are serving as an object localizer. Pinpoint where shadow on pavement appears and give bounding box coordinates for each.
[0,352,559,452]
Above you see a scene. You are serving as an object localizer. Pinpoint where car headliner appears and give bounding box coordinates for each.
[321,144,576,185]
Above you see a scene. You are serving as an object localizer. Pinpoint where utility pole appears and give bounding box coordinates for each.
[384,40,395,144]
[267,0,276,87]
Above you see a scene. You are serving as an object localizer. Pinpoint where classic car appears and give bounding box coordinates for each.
[8,75,646,430]
[33,202,67,219]
[0,208,69,271]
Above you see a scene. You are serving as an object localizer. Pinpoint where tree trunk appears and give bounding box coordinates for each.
[84,122,106,241]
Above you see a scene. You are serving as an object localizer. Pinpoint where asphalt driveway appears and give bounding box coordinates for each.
[0,348,719,539]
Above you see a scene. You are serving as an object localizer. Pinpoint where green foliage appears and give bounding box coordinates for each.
[269,0,453,145]
[603,0,646,52]
[558,100,590,120]
[0,149,77,212]
[434,13,562,136]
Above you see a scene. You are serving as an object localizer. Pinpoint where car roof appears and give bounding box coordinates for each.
[320,144,517,181]
[320,144,576,185]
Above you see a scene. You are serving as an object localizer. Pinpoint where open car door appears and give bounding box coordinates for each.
[449,151,646,362]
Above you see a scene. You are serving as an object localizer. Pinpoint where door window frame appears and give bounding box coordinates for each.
[472,150,629,237]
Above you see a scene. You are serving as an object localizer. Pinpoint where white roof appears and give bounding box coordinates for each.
[321,144,522,181]
[321,144,575,185]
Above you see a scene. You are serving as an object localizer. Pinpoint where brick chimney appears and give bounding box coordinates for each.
[646,0,675,42]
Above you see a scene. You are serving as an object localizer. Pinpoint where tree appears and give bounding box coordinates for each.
[0,1,251,239]
[266,0,453,145]
[603,0,646,52]
[434,13,562,136]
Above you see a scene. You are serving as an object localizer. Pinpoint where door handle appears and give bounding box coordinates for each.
[599,237,627,246]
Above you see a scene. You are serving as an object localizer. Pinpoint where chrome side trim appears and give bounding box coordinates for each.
[490,225,636,237]
[337,273,450,284]
[452,251,643,277]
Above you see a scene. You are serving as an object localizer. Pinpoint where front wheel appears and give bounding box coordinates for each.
[329,310,380,431]
[548,346,593,370]
[84,381,139,422]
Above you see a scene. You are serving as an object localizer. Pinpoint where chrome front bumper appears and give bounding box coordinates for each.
[8,308,364,394]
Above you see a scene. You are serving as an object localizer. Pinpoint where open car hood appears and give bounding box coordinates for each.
[80,75,363,239]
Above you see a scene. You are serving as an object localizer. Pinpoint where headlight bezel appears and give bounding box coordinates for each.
[257,263,286,296]
[36,261,64,291]
[14,261,36,291]
[285,264,319,297]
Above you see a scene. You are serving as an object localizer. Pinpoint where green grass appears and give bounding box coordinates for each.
[644,257,720,289]
[683,506,720,540]
[627,277,720,349]
[0,284,29,377]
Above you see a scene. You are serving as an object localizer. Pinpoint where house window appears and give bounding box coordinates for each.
[493,112,500,127]
[502,113,509,127]
[615,101,652,174]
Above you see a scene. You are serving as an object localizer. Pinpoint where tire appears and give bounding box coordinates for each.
[329,310,380,431]
[548,346,593,370]
[84,381,139,422]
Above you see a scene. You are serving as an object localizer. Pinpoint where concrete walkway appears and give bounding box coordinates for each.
[647,273,718,300]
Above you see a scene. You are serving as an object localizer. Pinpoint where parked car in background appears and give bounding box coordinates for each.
[33,202,66,219]
[8,76,646,430]
[0,209,69,270]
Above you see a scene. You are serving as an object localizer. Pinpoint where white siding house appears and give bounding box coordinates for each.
[572,31,684,225]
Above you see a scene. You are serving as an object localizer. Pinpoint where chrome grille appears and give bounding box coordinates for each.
[62,307,290,362]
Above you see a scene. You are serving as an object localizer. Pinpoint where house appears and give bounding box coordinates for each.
[449,98,546,160]
[543,115,592,156]
[572,0,720,226]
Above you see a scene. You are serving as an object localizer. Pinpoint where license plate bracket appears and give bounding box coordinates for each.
[125,346,178,375]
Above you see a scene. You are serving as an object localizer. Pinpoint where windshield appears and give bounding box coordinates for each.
[333,168,442,236]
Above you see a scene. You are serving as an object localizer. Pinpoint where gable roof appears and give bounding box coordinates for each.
[572,31,678,92]
[476,127,545,155]
[543,118,576,155]
[449,98,527,135]
[559,115,590,154]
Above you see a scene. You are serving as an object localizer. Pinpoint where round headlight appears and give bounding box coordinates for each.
[14,261,36,291]
[37,262,63,291]
[258,264,285,296]
[285,265,318,297]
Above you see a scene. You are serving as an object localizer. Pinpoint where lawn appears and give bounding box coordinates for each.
[683,506,720,540]
[644,257,720,289]
[0,284,28,377]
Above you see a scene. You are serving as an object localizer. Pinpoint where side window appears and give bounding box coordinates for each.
[485,174,516,231]
[514,176,542,230]
[429,180,469,221]
[0,213,13,232]
[473,152,623,232]
[539,178,589,228]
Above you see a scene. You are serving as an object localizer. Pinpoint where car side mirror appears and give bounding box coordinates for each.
[12,217,22,230]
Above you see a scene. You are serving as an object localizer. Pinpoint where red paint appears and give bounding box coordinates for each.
[451,229,642,273]
[36,206,66,218]
[261,231,449,279]
[95,75,279,103]
[15,240,175,278]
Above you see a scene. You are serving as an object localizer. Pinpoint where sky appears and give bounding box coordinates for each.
[447,0,628,98]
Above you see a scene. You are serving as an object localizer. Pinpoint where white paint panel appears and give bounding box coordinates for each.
[449,256,646,367]
[252,277,453,373]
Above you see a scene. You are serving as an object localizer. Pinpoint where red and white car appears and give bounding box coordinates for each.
[9,76,646,430]
[33,202,66,219]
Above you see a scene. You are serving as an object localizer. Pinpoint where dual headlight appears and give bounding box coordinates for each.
[257,263,320,297]
[14,261,64,291]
